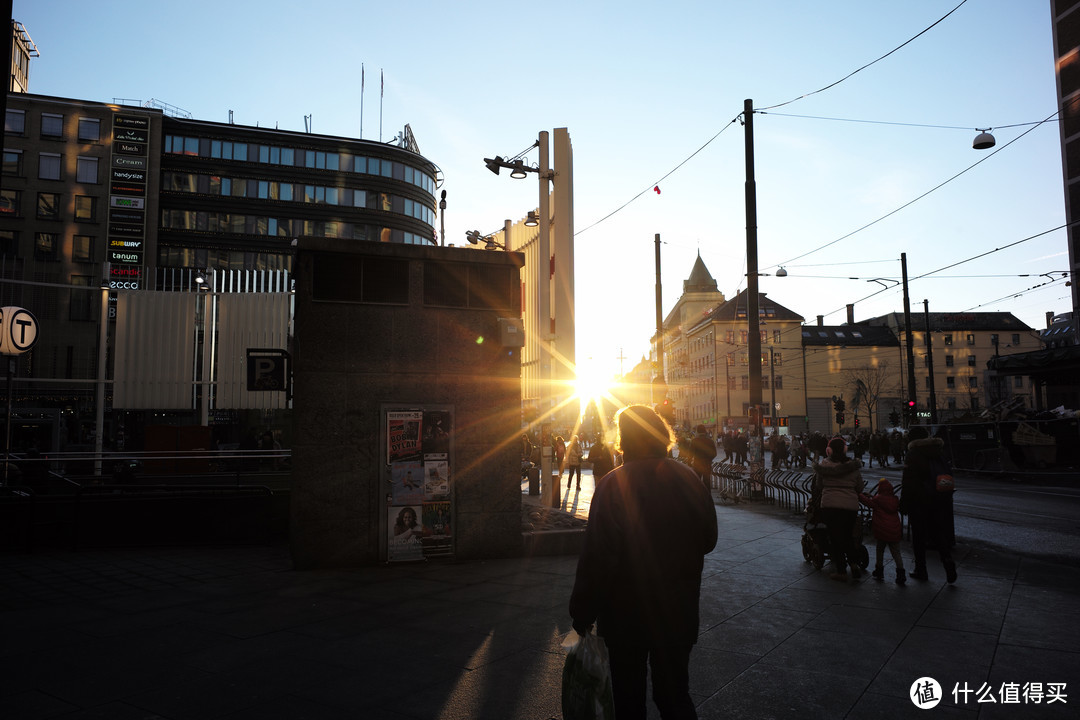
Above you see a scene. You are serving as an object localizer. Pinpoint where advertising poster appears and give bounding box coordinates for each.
[424,459,450,501]
[422,501,452,556]
[422,410,450,455]
[391,460,425,505]
[388,505,424,562]
[387,411,423,464]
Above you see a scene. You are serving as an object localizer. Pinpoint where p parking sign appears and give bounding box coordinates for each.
[0,307,39,355]
[246,348,290,398]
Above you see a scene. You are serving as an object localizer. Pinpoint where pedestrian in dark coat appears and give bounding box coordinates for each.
[859,478,906,584]
[569,404,718,720]
[687,424,717,485]
[587,439,615,482]
[812,437,865,581]
[899,426,957,583]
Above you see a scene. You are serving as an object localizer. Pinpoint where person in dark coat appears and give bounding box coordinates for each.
[899,426,957,583]
[569,404,718,720]
[812,436,865,581]
[587,438,615,482]
[687,424,717,485]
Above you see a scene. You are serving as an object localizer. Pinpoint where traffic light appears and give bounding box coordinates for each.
[854,417,860,428]
[656,398,675,426]
[889,409,900,427]
[835,412,845,426]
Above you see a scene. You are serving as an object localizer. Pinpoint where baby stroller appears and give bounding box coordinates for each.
[800,475,869,572]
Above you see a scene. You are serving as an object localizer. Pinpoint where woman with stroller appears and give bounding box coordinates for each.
[812,437,866,581]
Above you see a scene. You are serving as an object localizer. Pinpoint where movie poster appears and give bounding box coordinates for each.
[387,411,423,464]
[388,505,423,562]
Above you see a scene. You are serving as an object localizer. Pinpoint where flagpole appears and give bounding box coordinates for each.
[379,69,384,143]
[360,63,365,139]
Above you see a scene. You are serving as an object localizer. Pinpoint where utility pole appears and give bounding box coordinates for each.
[923,299,938,425]
[654,234,664,405]
[901,253,918,425]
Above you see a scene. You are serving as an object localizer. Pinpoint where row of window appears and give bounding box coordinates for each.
[0,230,96,263]
[942,332,1022,346]
[162,171,435,225]
[163,134,436,194]
[3,149,101,183]
[0,189,99,222]
[161,208,434,246]
[5,109,102,142]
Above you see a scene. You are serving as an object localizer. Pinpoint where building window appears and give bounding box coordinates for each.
[969,376,978,388]
[925,376,931,389]
[968,355,976,367]
[1014,376,1023,389]
[946,376,955,389]
[77,117,100,141]
[37,192,60,220]
[0,230,14,256]
[773,330,781,343]
[0,189,18,216]
[1011,333,1020,345]
[773,353,782,366]
[73,235,94,262]
[164,134,199,155]
[774,375,783,389]
[2,149,21,176]
[74,195,96,221]
[69,276,93,321]
[947,398,957,410]
[39,153,62,180]
[728,376,736,390]
[741,375,749,390]
[726,330,734,344]
[971,398,980,410]
[210,140,248,161]
[943,334,953,345]
[945,355,954,367]
[34,232,58,261]
[76,156,99,183]
[41,113,64,137]
[740,330,748,344]
[762,376,769,390]
[991,333,999,346]
[967,334,975,345]
[5,109,25,134]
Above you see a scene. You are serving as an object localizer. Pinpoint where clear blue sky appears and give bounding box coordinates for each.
[15,0,1068,381]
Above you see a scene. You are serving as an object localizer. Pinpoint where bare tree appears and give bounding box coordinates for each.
[842,363,899,434]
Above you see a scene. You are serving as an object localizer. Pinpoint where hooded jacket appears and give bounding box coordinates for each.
[860,479,902,543]
[812,458,864,511]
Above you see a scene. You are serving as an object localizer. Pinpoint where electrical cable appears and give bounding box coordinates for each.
[755,0,970,111]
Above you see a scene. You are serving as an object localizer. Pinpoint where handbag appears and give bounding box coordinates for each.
[561,629,615,720]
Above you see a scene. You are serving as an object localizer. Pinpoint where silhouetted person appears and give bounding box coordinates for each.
[900,426,957,583]
[570,404,717,720]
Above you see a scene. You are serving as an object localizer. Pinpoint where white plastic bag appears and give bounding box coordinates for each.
[561,629,615,720]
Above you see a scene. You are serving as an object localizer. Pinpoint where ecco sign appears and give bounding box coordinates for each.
[0,306,39,355]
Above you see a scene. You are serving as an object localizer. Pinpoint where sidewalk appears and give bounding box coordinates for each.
[2,498,1078,719]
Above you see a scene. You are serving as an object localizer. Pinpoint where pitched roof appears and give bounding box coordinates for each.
[683,253,718,293]
[801,325,899,347]
[863,311,1032,332]
[705,289,804,324]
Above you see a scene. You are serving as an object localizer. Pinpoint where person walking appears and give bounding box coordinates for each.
[587,437,615,482]
[569,405,718,720]
[565,434,584,490]
[859,478,906,584]
[687,424,717,486]
[812,436,865,581]
[899,426,957,583]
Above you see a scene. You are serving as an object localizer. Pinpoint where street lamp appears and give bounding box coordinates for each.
[465,229,506,251]
[484,133,558,506]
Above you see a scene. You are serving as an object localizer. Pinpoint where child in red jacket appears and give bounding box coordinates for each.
[859,478,906,585]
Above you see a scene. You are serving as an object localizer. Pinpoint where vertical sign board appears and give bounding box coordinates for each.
[108,114,150,290]
[384,406,453,563]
